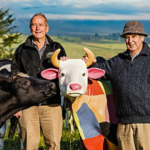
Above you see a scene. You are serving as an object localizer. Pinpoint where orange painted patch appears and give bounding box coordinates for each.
[72,94,107,122]
[83,135,105,150]
[106,139,119,150]
[85,78,104,96]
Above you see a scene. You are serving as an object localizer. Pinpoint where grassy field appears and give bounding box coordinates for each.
[51,36,126,59]
[2,35,127,150]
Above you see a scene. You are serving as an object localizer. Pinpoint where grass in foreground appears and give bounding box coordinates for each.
[4,127,81,150]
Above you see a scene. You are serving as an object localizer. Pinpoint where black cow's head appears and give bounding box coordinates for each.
[0,72,56,127]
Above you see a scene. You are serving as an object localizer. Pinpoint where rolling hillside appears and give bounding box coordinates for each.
[14,20,150,36]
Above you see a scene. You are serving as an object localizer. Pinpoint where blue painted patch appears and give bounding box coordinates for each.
[77,103,101,139]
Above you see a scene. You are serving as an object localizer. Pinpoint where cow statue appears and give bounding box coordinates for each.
[0,64,56,150]
[41,48,118,150]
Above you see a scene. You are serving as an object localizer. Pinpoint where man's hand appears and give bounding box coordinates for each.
[60,56,70,61]
[82,54,97,63]
[14,111,22,118]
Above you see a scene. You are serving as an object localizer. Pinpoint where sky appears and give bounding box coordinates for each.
[0,0,150,20]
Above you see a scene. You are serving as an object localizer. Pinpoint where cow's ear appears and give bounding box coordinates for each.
[41,68,58,80]
[88,68,105,79]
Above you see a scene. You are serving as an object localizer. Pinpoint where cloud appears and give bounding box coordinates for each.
[37,0,143,6]
[0,0,150,20]
[0,0,148,7]
[31,13,150,20]
[13,0,31,2]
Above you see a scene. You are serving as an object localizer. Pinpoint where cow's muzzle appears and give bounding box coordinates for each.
[47,82,57,95]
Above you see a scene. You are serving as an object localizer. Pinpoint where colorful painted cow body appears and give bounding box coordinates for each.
[41,48,118,150]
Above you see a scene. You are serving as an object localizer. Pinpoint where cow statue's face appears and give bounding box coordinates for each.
[41,48,105,102]
[58,59,88,97]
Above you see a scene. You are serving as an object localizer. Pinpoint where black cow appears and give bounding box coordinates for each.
[0,59,56,149]
[0,72,56,127]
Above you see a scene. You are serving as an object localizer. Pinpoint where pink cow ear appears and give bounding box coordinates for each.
[41,68,58,80]
[88,68,105,79]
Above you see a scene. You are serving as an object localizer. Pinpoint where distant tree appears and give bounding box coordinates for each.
[94,33,99,40]
[95,33,99,37]
[0,8,21,59]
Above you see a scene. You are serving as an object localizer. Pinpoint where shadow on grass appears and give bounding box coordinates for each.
[61,140,81,150]
[4,137,20,150]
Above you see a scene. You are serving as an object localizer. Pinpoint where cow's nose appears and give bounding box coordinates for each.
[70,83,82,91]
[47,82,56,90]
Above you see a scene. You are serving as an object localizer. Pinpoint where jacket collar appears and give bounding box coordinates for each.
[121,42,150,57]
[24,35,53,48]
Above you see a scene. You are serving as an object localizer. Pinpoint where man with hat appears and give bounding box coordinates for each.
[82,20,150,150]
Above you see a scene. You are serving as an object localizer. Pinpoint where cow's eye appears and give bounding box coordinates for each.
[82,73,86,76]
[61,73,65,77]
[24,81,30,85]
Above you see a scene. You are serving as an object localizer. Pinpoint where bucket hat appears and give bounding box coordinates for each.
[120,20,148,37]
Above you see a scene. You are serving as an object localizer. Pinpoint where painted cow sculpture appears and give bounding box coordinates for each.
[41,48,118,150]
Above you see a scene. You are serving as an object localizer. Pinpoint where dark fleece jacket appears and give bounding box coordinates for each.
[92,42,150,124]
[11,35,67,105]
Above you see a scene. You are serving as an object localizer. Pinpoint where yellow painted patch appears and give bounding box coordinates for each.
[73,113,85,140]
